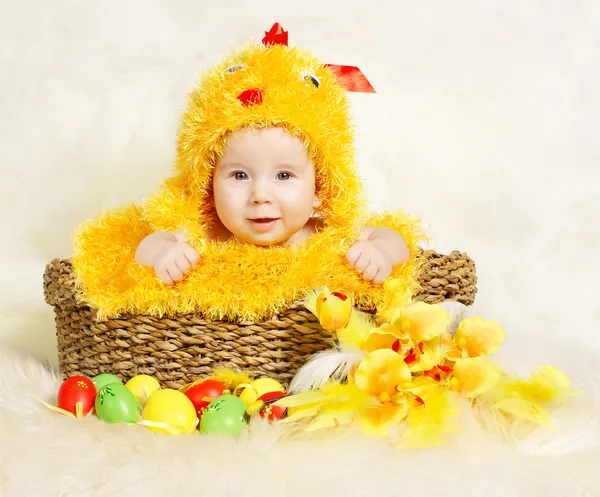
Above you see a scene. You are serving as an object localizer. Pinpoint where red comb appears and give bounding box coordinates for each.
[259,23,375,93]
[262,22,288,46]
[324,64,376,93]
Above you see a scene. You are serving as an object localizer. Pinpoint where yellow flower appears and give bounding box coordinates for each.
[353,349,418,436]
[448,317,506,359]
[392,302,451,343]
[362,323,403,352]
[354,349,412,397]
[361,303,451,374]
[316,291,353,331]
[408,333,455,374]
[450,357,504,398]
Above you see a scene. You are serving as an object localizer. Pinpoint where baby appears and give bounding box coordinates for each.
[135,126,409,286]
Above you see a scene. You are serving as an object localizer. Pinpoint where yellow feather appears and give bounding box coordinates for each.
[273,391,331,409]
[305,409,357,431]
[209,368,254,391]
[492,398,554,428]
[396,383,462,449]
[482,365,579,409]
[276,381,371,431]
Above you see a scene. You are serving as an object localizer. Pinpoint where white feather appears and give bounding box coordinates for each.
[289,349,365,393]
[438,300,469,336]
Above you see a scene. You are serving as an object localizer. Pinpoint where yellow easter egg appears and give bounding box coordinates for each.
[125,375,161,404]
[142,389,198,435]
[238,386,258,406]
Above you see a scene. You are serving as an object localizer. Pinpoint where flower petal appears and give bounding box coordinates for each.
[407,348,437,373]
[336,308,375,350]
[355,349,412,396]
[453,317,506,357]
[409,336,453,372]
[393,302,451,342]
[361,401,409,437]
[316,291,353,331]
[452,357,503,398]
[362,324,402,352]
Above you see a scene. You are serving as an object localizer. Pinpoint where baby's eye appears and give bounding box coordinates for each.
[277,172,292,180]
[300,71,320,88]
[224,63,247,74]
[233,171,248,180]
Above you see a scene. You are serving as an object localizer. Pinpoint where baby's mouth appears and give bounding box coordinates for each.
[248,218,280,231]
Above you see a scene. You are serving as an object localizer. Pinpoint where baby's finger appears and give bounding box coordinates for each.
[155,267,174,285]
[183,245,200,266]
[355,255,372,273]
[362,263,379,282]
[174,255,191,274]
[372,262,391,284]
[346,244,362,266]
[167,264,184,282]
[372,270,387,285]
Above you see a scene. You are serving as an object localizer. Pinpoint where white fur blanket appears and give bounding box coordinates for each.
[1,1,599,495]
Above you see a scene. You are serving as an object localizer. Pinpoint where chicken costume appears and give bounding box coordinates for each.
[71,24,424,322]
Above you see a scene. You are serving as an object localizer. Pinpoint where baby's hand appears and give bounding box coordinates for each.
[135,231,200,285]
[346,239,393,285]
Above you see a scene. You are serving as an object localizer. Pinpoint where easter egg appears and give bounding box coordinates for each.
[95,382,140,424]
[143,389,198,435]
[57,376,97,417]
[125,375,160,404]
[238,378,285,406]
[200,395,248,437]
[258,391,287,422]
[92,373,123,391]
[184,379,227,416]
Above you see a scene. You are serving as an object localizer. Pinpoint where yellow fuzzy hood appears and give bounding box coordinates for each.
[71,29,425,322]
[142,42,362,241]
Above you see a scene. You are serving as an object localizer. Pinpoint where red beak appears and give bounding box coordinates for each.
[238,88,264,107]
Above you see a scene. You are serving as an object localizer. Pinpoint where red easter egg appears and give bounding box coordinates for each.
[184,380,227,417]
[57,376,97,417]
[258,391,287,422]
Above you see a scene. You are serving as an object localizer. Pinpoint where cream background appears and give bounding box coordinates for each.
[1,1,599,495]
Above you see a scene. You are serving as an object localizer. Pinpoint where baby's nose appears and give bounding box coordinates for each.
[238,88,264,107]
[250,182,271,203]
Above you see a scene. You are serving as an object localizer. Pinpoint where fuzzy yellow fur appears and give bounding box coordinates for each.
[72,41,425,322]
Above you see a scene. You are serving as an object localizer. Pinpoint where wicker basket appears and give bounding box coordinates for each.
[43,250,477,389]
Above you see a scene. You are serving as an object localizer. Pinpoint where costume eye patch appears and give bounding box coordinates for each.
[224,63,247,74]
[301,71,320,88]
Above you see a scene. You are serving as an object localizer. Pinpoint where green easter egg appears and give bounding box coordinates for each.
[92,373,123,391]
[200,395,248,437]
[95,382,140,424]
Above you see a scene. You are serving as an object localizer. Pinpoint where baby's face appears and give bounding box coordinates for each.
[213,126,321,245]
